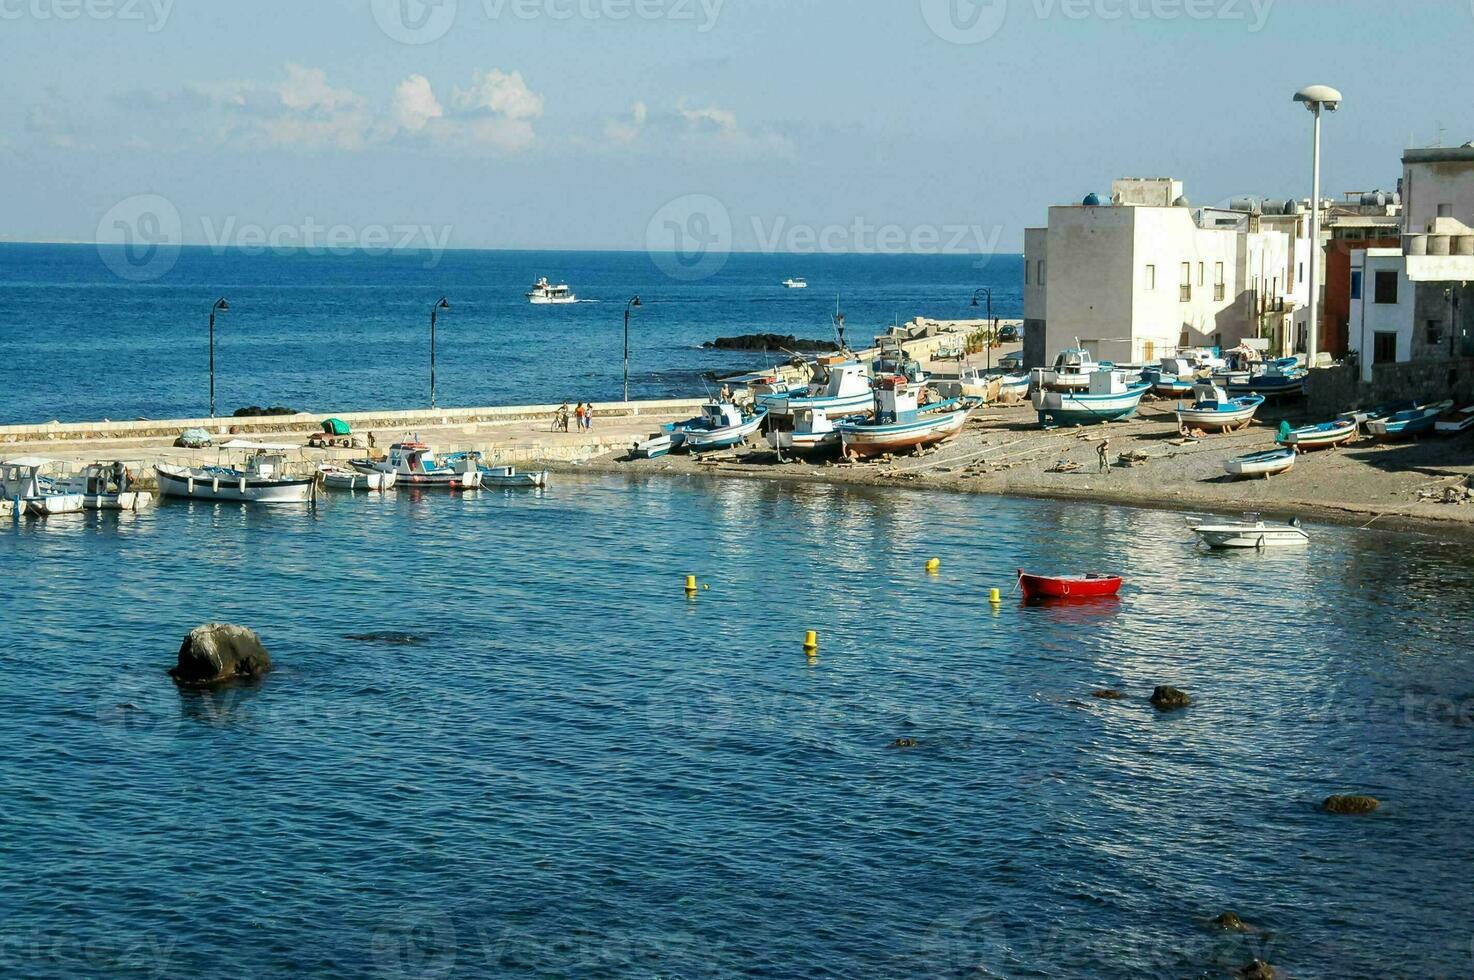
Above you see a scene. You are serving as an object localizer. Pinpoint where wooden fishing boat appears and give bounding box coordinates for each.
[319,465,396,491]
[1176,384,1265,433]
[835,377,969,458]
[1191,519,1309,549]
[1017,569,1123,601]
[629,434,673,460]
[1224,447,1297,480]
[54,462,153,510]
[1366,400,1454,441]
[158,443,317,505]
[1217,358,1308,400]
[671,403,769,453]
[1032,371,1150,427]
[1,457,86,516]
[759,361,873,420]
[766,406,841,457]
[1435,404,1474,435]
[1277,418,1357,451]
[478,465,549,489]
[350,439,483,488]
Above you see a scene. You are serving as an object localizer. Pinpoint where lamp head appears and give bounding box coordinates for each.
[435,297,450,310]
[631,296,643,308]
[1294,85,1343,113]
[214,298,229,312]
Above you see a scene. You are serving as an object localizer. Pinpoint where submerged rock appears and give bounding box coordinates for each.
[344,632,429,647]
[1150,686,1192,711]
[1239,960,1276,980]
[889,738,921,750]
[1091,689,1125,701]
[169,624,272,686]
[1323,794,1380,815]
[1212,912,1252,933]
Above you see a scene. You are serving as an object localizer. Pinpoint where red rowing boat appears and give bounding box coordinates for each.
[1017,569,1123,601]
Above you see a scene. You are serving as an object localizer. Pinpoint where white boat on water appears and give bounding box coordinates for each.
[1191,518,1310,549]
[781,277,809,289]
[0,457,85,516]
[761,360,873,419]
[319,465,396,492]
[478,465,549,489]
[351,440,483,489]
[55,461,153,510]
[526,277,578,305]
[157,443,317,505]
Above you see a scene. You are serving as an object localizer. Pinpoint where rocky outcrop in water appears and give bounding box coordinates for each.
[889,738,920,750]
[1091,689,1125,701]
[169,624,272,686]
[704,334,839,354]
[232,406,300,417]
[1212,912,1252,933]
[1150,686,1193,712]
[1323,794,1380,815]
[1239,960,1276,979]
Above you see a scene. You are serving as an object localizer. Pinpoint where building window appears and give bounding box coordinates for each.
[1145,264,1156,290]
[1180,262,1191,302]
[1428,320,1445,346]
[1198,262,1205,287]
[1298,262,1305,283]
[1350,270,1362,300]
[1024,263,1031,285]
[1037,260,1045,285]
[1214,262,1225,302]
[1374,331,1398,364]
[1374,270,1399,305]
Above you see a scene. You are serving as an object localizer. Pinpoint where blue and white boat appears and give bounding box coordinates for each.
[1224,447,1297,479]
[767,406,841,457]
[998,371,1032,400]
[760,360,873,420]
[1176,384,1265,433]
[1035,348,1106,392]
[835,377,970,458]
[1366,400,1454,441]
[0,456,86,516]
[671,402,769,453]
[1031,372,1150,427]
[1141,357,1204,397]
[1277,418,1357,451]
[1217,358,1308,400]
[629,433,674,459]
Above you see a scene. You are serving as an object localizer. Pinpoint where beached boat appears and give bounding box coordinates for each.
[835,376,969,458]
[478,465,549,489]
[526,277,577,305]
[55,461,154,510]
[629,434,673,460]
[1191,519,1310,549]
[670,402,769,454]
[1366,400,1454,441]
[1176,384,1265,433]
[1017,569,1123,601]
[352,441,483,488]
[1224,447,1297,480]
[1435,404,1474,435]
[997,372,1032,400]
[1339,400,1415,431]
[1217,358,1308,400]
[767,406,840,457]
[781,277,808,289]
[157,445,317,505]
[1277,418,1357,451]
[760,360,873,419]
[0,457,85,516]
[1032,372,1150,427]
[1035,348,1105,392]
[319,465,396,492]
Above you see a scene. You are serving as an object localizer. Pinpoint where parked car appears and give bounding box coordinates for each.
[997,324,1020,343]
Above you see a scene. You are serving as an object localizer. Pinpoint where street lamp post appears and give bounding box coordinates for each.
[1294,84,1343,366]
[623,296,643,403]
[972,288,994,372]
[208,298,229,418]
[429,297,449,409]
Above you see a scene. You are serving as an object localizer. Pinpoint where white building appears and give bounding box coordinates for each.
[1023,178,1313,366]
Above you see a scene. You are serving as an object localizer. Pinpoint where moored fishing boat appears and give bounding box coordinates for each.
[1277,418,1357,451]
[351,439,483,488]
[1435,404,1474,435]
[477,465,549,489]
[1017,569,1123,601]
[157,444,316,505]
[1366,400,1454,441]
[1032,371,1150,427]
[319,465,396,492]
[0,457,85,516]
[1176,384,1265,433]
[835,376,969,458]
[1217,358,1308,400]
[55,461,153,510]
[1224,447,1297,480]
[767,406,840,457]
[1191,518,1310,549]
[760,360,873,420]
[671,402,769,453]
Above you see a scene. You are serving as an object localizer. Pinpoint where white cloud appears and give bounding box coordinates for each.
[393,75,444,133]
[278,64,360,114]
[678,102,739,137]
[605,101,648,145]
[452,69,545,122]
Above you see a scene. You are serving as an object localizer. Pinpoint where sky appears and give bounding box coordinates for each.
[3,0,1473,253]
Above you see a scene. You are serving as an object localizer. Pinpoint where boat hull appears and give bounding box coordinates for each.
[1436,408,1474,434]
[1367,414,1440,440]
[1225,450,1296,479]
[82,491,154,511]
[1177,401,1263,432]
[761,391,873,420]
[682,414,767,453]
[1193,525,1309,549]
[1279,421,1357,450]
[767,429,840,456]
[837,408,969,458]
[349,461,481,489]
[1018,570,1122,601]
[322,470,396,491]
[23,493,86,516]
[480,469,549,489]
[156,466,317,504]
[1032,386,1150,427]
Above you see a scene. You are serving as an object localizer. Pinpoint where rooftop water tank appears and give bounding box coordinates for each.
[1083,192,1102,207]
[1230,197,1262,214]
[1173,196,1191,207]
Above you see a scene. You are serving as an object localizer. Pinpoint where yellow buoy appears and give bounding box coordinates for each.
[685,575,698,596]
[926,558,941,574]
[803,630,819,656]
[989,588,1002,605]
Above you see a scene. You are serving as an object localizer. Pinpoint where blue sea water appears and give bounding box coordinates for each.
[0,244,1022,425]
[3,478,1474,978]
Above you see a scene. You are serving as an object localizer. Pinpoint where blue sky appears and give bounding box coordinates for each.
[3,0,1473,252]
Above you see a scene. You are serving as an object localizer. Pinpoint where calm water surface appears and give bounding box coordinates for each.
[3,477,1474,978]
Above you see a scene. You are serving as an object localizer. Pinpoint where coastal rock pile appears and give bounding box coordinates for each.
[1322,794,1380,815]
[1239,960,1276,980]
[1150,686,1193,712]
[1211,912,1252,933]
[169,624,272,686]
[703,334,839,354]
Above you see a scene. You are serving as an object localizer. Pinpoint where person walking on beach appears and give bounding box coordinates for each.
[583,403,595,430]
[1097,438,1111,475]
[573,402,585,431]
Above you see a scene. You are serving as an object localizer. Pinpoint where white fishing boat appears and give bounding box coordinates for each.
[1191,518,1310,549]
[1435,404,1474,435]
[1032,371,1150,427]
[1223,447,1297,480]
[1176,384,1265,433]
[1277,418,1358,451]
[318,464,396,492]
[0,457,85,516]
[478,465,549,489]
[55,461,154,510]
[767,406,841,457]
[781,277,809,289]
[835,376,970,458]
[157,443,316,505]
[526,277,578,305]
[761,360,873,419]
[629,434,673,460]
[1034,348,1105,392]
[997,372,1032,401]
[0,498,13,519]
[351,440,483,489]
[672,403,769,453]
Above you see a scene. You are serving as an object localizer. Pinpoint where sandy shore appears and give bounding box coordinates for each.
[568,398,1474,535]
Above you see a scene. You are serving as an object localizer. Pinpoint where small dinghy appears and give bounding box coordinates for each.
[319,465,396,492]
[1224,447,1297,480]
[1017,569,1123,601]
[1277,418,1357,451]
[1366,400,1454,441]
[1191,518,1309,549]
[629,434,673,460]
[478,465,549,489]
[671,402,769,454]
[351,440,483,488]
[1176,384,1265,433]
[1435,404,1474,435]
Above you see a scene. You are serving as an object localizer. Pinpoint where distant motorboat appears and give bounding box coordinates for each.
[1277,418,1357,451]
[1435,404,1474,435]
[1192,518,1310,549]
[1366,400,1454,441]
[351,440,483,488]
[526,277,578,305]
[781,277,809,289]
[157,444,316,505]
[0,456,85,516]
[1224,447,1297,480]
[54,461,153,510]
[1032,372,1150,427]
[319,464,396,492]
[1176,384,1265,433]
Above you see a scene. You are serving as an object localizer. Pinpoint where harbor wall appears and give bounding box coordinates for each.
[1307,358,1474,416]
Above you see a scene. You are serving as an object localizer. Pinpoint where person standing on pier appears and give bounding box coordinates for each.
[583,403,595,430]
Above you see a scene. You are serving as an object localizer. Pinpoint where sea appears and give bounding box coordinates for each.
[5,246,1474,979]
[0,244,1023,426]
